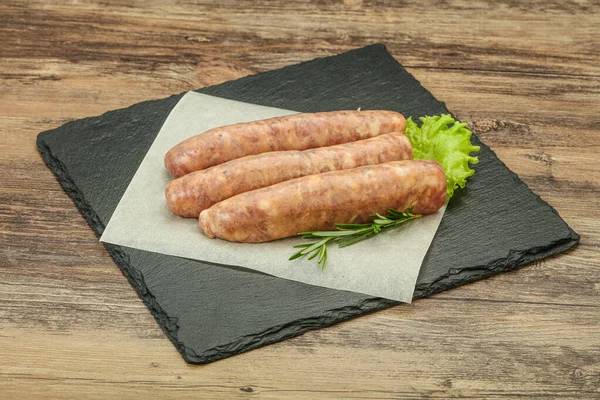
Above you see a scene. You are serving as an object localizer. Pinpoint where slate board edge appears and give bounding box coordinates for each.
[35,43,580,364]
[414,234,579,298]
[36,126,397,365]
[412,135,581,290]
[35,98,201,362]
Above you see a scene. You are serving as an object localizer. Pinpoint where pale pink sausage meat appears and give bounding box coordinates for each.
[165,110,407,177]
[166,133,413,217]
[199,160,447,243]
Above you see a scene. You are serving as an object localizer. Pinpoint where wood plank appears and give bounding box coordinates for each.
[0,296,598,399]
[0,0,598,77]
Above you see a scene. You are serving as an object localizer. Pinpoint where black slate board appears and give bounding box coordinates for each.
[37,44,579,364]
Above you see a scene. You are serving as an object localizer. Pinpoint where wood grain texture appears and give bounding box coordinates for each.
[1,0,598,399]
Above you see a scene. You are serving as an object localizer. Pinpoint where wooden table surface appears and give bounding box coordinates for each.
[1,1,599,399]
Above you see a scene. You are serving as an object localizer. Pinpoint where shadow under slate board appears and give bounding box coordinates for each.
[37,44,579,364]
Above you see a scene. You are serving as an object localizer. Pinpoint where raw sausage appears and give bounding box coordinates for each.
[166,133,413,217]
[198,160,446,243]
[165,110,406,177]
[199,160,446,243]
[167,133,412,217]
[166,110,406,177]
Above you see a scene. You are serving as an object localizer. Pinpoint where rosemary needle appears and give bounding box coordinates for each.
[289,207,421,269]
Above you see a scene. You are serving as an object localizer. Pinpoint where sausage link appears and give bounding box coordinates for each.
[199,160,446,243]
[166,133,413,217]
[165,110,406,177]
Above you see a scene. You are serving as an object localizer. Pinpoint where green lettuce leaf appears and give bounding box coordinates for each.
[405,114,480,199]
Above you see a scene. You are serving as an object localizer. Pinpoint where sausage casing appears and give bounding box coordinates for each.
[165,110,406,177]
[166,133,413,217]
[199,160,446,243]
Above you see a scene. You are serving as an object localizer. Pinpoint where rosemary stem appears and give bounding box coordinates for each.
[289,207,421,269]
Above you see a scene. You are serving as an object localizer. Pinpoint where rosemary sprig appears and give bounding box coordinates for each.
[289,207,421,269]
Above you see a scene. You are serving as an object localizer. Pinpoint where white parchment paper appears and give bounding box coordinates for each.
[100,92,446,302]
